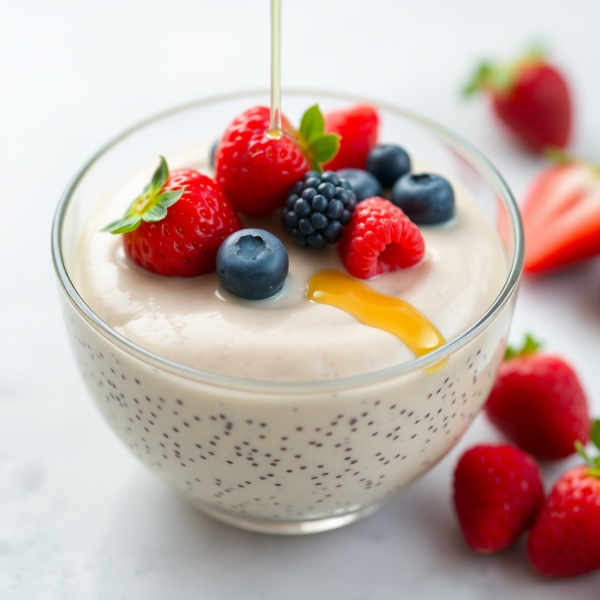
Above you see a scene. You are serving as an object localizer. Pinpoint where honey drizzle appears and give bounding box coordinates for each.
[307,270,447,364]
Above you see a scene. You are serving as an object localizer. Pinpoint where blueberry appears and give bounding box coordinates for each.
[336,168,383,202]
[391,173,455,225]
[281,170,357,248]
[366,144,411,188]
[217,229,288,300]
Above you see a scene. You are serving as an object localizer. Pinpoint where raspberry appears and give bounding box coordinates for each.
[282,171,357,248]
[454,445,544,553]
[338,197,425,279]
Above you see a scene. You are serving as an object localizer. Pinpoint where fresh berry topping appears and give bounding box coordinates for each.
[391,173,455,225]
[338,197,425,279]
[453,445,544,554]
[324,104,379,171]
[485,334,590,460]
[215,105,339,217]
[464,48,572,153]
[103,157,241,277]
[282,170,357,248]
[366,144,411,188]
[336,168,383,202]
[528,459,600,578]
[521,152,600,274]
[216,229,289,300]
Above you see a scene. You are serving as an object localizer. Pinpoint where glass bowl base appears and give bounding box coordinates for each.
[186,496,383,535]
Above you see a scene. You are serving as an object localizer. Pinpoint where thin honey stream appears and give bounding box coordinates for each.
[307,270,447,371]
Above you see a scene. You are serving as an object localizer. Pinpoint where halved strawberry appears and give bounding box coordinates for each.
[521,152,600,273]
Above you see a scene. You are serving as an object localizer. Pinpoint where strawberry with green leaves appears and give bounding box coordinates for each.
[214,105,339,217]
[484,335,590,460]
[528,422,600,578]
[464,48,572,154]
[104,157,241,277]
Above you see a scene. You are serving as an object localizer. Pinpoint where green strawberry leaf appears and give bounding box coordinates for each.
[102,157,184,234]
[299,104,326,145]
[142,204,168,223]
[575,440,592,465]
[310,135,340,165]
[156,188,185,209]
[592,419,600,451]
[297,104,340,172]
[102,215,143,234]
[150,156,169,192]
[504,333,542,360]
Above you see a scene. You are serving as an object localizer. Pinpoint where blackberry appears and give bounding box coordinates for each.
[281,171,357,248]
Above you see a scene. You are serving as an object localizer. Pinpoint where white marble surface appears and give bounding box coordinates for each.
[1,0,600,597]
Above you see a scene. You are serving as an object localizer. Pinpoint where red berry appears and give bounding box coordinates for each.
[215,106,310,217]
[324,104,379,171]
[521,156,600,274]
[528,466,600,578]
[215,105,340,217]
[103,158,241,277]
[338,197,425,279]
[485,337,590,460]
[453,445,544,554]
[465,53,572,153]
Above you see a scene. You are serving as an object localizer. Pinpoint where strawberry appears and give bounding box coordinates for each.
[528,425,600,578]
[521,151,600,274]
[464,49,572,153]
[103,157,241,277]
[214,105,339,217]
[323,104,379,171]
[453,444,544,553]
[338,197,425,279]
[485,335,590,460]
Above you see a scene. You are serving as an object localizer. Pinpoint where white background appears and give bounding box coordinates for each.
[1,1,600,598]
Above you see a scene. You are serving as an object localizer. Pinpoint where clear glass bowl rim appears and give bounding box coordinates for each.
[51,89,524,394]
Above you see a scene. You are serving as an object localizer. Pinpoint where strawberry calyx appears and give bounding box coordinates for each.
[504,333,542,361]
[102,156,186,234]
[463,46,546,97]
[295,104,340,172]
[574,420,600,478]
[544,147,600,178]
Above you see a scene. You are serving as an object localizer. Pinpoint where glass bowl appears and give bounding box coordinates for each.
[51,91,523,535]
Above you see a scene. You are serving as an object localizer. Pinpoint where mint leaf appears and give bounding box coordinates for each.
[150,156,169,192]
[299,104,325,144]
[102,215,142,234]
[592,419,600,451]
[310,134,340,165]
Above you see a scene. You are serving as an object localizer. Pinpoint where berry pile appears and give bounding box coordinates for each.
[336,143,456,226]
[453,335,600,579]
[282,171,357,248]
[103,102,447,294]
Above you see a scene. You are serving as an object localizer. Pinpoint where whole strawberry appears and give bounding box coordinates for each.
[528,427,600,578]
[323,104,379,171]
[464,48,572,153]
[103,157,241,277]
[215,105,339,217]
[521,151,600,274]
[453,444,544,553]
[485,335,590,460]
